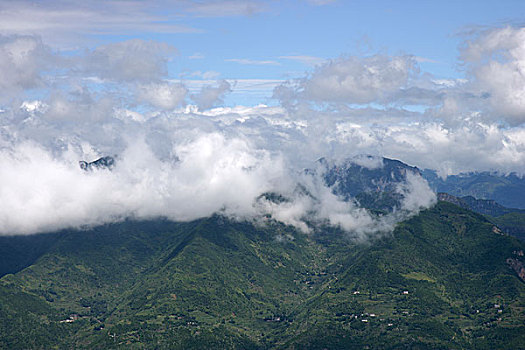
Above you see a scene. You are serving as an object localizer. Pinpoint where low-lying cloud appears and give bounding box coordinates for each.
[0,130,434,237]
[1,26,524,236]
[0,133,282,235]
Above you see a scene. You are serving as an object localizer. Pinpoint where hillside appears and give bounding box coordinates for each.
[1,202,524,349]
[437,193,525,241]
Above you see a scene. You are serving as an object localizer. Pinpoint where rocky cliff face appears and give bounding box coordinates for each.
[321,156,422,211]
[507,257,525,282]
[437,193,464,207]
[79,156,115,171]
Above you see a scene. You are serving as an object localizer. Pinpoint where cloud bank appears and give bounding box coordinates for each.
[1,26,525,236]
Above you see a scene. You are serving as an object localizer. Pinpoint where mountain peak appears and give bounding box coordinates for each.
[79,156,115,171]
[321,156,422,211]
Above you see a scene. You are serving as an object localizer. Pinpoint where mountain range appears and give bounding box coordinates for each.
[422,169,525,209]
[1,157,524,349]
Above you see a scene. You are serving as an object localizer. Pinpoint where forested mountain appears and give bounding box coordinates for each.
[1,202,524,349]
[1,157,525,349]
[437,193,525,241]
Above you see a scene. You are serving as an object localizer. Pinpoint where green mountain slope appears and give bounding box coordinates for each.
[490,212,525,242]
[1,203,524,349]
[0,232,63,277]
[437,193,525,241]
[286,202,525,349]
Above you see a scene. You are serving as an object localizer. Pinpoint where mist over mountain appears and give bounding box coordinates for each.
[1,154,524,348]
[1,25,525,236]
[1,201,524,349]
[2,1,525,349]
[79,156,116,171]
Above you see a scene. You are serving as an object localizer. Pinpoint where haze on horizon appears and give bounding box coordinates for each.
[1,0,524,235]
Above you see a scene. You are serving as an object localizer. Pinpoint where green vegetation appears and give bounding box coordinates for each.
[0,202,524,349]
[488,212,525,241]
[437,192,525,241]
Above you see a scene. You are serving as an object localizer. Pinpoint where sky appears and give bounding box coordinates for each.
[1,0,525,235]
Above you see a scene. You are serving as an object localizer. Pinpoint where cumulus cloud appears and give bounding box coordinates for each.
[294,55,418,104]
[191,80,232,110]
[256,175,383,237]
[0,95,441,237]
[0,35,52,103]
[396,172,437,213]
[137,83,188,110]
[0,123,435,238]
[460,26,525,125]
[315,116,525,176]
[256,161,435,240]
[3,27,525,237]
[82,39,176,83]
[0,133,283,235]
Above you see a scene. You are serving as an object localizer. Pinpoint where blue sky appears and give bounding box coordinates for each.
[141,0,525,104]
[146,0,521,105]
[3,0,524,105]
[166,0,518,76]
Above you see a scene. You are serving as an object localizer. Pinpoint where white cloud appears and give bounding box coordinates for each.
[191,80,232,110]
[396,172,437,212]
[189,53,205,60]
[289,55,418,104]
[137,82,188,110]
[2,28,525,237]
[0,1,197,47]
[82,39,176,83]
[187,0,266,17]
[279,55,326,67]
[461,26,525,125]
[0,133,284,235]
[256,163,434,240]
[226,58,281,66]
[0,97,443,237]
[0,35,52,103]
[0,1,267,48]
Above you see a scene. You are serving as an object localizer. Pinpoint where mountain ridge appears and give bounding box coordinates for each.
[1,201,524,349]
[1,156,524,348]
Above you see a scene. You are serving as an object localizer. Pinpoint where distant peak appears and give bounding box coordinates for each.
[79,156,115,171]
